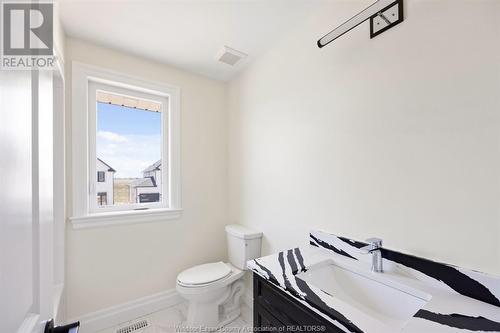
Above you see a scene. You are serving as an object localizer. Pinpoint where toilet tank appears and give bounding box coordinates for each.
[225,224,263,270]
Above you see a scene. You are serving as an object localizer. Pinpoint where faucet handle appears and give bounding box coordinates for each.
[365,238,383,247]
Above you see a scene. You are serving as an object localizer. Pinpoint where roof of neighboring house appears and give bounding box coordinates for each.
[129,176,157,188]
[143,160,161,173]
[97,158,116,172]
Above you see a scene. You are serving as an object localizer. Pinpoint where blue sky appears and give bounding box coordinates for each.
[97,103,161,135]
[97,103,162,178]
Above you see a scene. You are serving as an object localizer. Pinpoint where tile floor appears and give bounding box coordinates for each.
[97,302,252,333]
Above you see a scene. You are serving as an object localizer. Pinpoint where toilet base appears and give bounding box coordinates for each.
[177,270,245,329]
[219,280,245,327]
[184,280,244,329]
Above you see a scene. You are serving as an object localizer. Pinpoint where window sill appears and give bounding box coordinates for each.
[69,208,183,229]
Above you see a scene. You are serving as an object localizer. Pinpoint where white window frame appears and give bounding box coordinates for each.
[70,62,181,228]
[89,81,168,213]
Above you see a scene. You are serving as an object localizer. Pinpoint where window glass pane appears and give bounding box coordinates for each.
[97,171,105,182]
[97,192,107,206]
[96,91,162,207]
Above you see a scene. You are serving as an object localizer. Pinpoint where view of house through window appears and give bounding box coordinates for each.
[95,90,163,207]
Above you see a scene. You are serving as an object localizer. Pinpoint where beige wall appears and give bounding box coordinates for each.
[228,0,500,276]
[65,38,229,318]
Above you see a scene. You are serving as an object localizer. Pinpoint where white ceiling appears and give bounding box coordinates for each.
[60,0,327,81]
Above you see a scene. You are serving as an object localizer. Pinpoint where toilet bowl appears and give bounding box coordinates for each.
[176,225,262,328]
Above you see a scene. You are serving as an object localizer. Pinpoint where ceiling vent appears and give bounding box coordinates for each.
[116,319,150,333]
[217,46,247,66]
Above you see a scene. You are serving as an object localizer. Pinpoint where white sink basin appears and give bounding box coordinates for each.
[296,260,431,330]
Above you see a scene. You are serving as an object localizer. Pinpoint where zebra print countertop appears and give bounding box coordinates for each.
[248,230,500,333]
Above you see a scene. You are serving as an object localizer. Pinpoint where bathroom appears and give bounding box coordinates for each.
[1,0,499,333]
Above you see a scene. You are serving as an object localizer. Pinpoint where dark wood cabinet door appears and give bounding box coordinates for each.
[253,273,345,333]
[254,301,286,332]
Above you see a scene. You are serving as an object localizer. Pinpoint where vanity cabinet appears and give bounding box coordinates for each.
[253,274,344,332]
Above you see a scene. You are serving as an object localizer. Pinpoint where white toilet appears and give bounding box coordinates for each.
[176,224,262,328]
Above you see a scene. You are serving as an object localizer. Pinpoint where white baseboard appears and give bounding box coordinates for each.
[70,289,183,333]
[16,313,40,333]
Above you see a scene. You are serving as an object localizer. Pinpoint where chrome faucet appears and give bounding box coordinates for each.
[360,238,383,273]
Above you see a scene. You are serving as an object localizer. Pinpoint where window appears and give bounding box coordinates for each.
[97,192,107,206]
[70,63,181,227]
[89,81,168,213]
[97,171,105,182]
[139,193,160,203]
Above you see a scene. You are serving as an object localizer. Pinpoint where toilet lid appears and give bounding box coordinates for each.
[177,262,231,286]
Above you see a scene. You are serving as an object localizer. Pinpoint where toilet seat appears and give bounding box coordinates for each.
[177,261,232,287]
